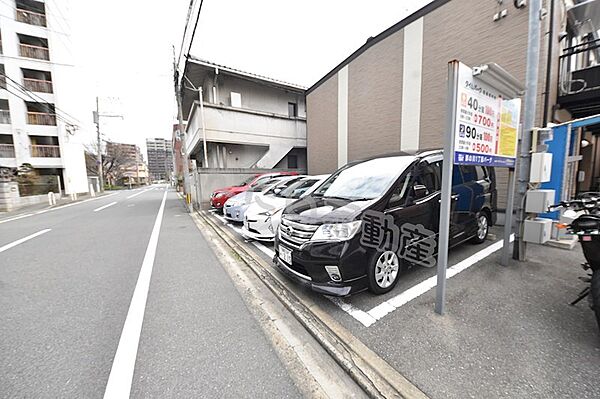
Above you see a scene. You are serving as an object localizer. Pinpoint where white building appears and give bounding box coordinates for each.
[182,57,307,170]
[0,0,88,195]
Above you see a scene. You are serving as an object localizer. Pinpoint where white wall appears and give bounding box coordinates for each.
[0,0,89,194]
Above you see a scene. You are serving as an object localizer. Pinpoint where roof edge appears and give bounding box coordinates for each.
[186,55,307,92]
[306,0,451,95]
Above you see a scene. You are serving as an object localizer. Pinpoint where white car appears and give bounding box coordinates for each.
[242,175,330,241]
[223,175,304,222]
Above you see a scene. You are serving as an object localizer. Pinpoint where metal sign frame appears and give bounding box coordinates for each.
[436,60,524,315]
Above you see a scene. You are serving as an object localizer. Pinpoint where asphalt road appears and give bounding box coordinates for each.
[0,187,300,398]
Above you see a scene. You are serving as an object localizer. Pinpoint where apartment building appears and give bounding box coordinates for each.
[146,138,172,181]
[0,0,88,195]
[182,57,307,170]
[306,0,600,205]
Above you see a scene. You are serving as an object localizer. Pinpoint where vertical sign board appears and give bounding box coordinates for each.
[453,64,520,167]
[436,61,521,314]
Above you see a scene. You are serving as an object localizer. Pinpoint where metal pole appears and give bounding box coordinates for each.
[94,96,104,192]
[501,167,517,266]
[173,46,191,211]
[514,0,542,261]
[435,60,460,315]
[199,87,208,167]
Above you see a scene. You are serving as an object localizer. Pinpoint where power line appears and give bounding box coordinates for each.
[177,0,196,68]
[1,73,81,127]
[1,73,81,126]
[185,0,204,62]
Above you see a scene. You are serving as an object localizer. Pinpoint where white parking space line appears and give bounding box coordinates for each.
[103,189,168,398]
[93,201,118,212]
[365,234,515,323]
[327,297,377,327]
[126,188,153,200]
[208,213,511,328]
[0,229,51,254]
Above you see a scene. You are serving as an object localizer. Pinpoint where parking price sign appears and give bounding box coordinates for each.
[453,62,521,168]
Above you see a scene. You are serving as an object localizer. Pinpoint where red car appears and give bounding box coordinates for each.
[210,172,297,209]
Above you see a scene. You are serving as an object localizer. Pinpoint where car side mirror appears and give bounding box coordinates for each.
[273,188,282,195]
[413,184,428,200]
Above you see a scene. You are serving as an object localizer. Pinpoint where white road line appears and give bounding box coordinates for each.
[0,229,51,254]
[126,188,153,200]
[365,234,515,323]
[0,213,34,224]
[0,192,120,224]
[93,201,118,212]
[103,189,168,398]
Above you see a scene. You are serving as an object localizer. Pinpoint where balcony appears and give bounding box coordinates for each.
[24,78,53,93]
[30,144,60,158]
[27,111,56,126]
[0,144,15,158]
[558,38,600,118]
[16,8,46,27]
[0,110,10,124]
[20,43,49,61]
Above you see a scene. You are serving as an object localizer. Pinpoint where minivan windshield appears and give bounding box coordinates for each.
[313,156,415,200]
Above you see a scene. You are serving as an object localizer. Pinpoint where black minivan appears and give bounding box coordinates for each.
[274,150,497,296]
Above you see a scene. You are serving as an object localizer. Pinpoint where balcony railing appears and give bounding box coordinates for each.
[27,111,56,126]
[0,110,10,124]
[16,8,47,27]
[19,43,49,61]
[30,144,60,158]
[559,38,600,96]
[24,78,53,93]
[0,144,15,158]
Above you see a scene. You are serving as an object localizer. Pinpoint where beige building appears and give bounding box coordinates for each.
[306,0,600,206]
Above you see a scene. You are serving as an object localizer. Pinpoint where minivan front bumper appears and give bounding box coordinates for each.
[273,237,369,296]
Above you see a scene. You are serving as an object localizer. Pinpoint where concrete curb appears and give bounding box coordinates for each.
[198,210,429,399]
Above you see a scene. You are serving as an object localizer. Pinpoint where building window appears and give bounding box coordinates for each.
[288,102,297,117]
[230,92,241,108]
[288,154,298,169]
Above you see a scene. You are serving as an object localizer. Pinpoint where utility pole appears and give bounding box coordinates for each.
[513,0,543,261]
[173,46,191,209]
[94,97,103,191]
[93,96,123,192]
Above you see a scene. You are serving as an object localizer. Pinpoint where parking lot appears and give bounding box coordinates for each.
[208,209,600,398]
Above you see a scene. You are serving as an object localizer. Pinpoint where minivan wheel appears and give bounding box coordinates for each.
[367,250,401,295]
[471,212,489,244]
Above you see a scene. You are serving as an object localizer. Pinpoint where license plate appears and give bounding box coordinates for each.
[279,245,292,264]
[582,235,592,242]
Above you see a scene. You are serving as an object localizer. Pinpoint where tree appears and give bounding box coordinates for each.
[85,141,132,186]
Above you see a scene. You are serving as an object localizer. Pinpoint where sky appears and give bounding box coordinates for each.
[69,0,432,158]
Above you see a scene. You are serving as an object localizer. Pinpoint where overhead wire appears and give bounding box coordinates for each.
[177,0,196,69]
[0,72,81,127]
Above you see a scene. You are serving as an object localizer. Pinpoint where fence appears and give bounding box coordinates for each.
[0,144,15,158]
[18,175,60,197]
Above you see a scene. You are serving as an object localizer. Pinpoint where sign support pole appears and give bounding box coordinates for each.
[435,60,460,315]
[501,167,516,266]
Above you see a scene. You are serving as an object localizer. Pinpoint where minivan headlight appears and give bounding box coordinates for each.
[311,221,362,241]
